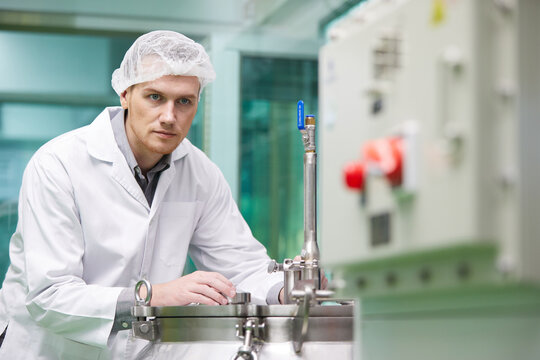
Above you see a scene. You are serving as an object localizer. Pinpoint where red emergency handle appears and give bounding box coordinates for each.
[343,136,403,191]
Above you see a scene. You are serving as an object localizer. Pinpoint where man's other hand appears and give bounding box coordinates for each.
[147,271,236,306]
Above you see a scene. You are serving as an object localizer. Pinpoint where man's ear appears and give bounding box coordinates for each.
[119,89,129,109]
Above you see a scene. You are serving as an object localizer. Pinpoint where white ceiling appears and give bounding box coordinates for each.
[0,0,349,43]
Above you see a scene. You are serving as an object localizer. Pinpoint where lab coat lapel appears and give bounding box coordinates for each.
[140,154,175,276]
[140,141,189,275]
[148,139,190,219]
[86,107,150,211]
[111,152,150,211]
[150,164,175,219]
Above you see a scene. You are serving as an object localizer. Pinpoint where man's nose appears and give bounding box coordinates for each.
[160,101,176,125]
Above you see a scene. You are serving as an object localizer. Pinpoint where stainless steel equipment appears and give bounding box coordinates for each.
[131,102,354,359]
[268,102,323,304]
[132,294,353,359]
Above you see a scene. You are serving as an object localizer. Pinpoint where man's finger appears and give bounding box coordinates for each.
[321,274,329,289]
[191,283,229,305]
[195,271,236,298]
[195,271,233,286]
[188,292,220,306]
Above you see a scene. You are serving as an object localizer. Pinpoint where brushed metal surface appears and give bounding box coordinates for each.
[135,304,353,319]
[157,316,353,343]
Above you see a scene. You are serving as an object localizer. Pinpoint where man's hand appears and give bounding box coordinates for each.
[279,287,285,304]
[146,271,236,306]
[320,272,329,290]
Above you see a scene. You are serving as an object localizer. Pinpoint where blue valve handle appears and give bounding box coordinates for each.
[297,100,305,130]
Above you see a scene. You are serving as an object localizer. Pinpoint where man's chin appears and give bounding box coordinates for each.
[148,141,183,155]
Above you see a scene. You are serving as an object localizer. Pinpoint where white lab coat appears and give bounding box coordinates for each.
[0,107,282,359]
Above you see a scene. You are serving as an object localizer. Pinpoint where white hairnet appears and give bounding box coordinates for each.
[111,30,216,95]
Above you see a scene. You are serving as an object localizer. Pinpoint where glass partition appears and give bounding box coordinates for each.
[240,56,318,261]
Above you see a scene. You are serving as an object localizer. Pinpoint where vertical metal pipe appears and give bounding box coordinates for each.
[301,116,320,287]
[303,151,319,261]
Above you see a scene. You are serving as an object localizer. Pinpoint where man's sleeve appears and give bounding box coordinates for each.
[188,163,283,304]
[112,288,134,332]
[21,151,124,348]
[266,282,283,305]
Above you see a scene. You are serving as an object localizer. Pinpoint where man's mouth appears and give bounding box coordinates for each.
[154,130,176,139]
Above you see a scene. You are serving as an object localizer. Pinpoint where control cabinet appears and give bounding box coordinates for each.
[319,0,540,287]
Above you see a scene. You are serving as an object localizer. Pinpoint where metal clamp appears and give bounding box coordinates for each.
[135,279,152,306]
[132,279,158,341]
[290,285,335,353]
[232,318,264,360]
[268,258,304,304]
[292,285,313,353]
[132,319,159,342]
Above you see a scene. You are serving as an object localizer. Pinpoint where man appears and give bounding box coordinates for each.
[0,30,284,359]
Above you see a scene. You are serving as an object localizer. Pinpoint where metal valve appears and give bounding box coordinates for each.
[232,318,264,360]
[268,258,304,304]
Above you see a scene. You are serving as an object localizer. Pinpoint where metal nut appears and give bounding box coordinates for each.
[139,323,150,334]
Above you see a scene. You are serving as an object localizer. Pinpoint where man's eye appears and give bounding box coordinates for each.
[179,98,191,105]
[149,94,160,101]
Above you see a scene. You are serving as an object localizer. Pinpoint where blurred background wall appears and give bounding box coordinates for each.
[0,0,348,281]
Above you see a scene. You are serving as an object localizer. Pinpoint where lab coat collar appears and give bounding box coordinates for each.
[86,107,191,211]
[86,106,190,164]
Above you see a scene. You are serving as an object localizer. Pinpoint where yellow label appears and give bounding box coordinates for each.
[431,0,446,26]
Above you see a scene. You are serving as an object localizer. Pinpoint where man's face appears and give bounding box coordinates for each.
[120,75,199,165]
